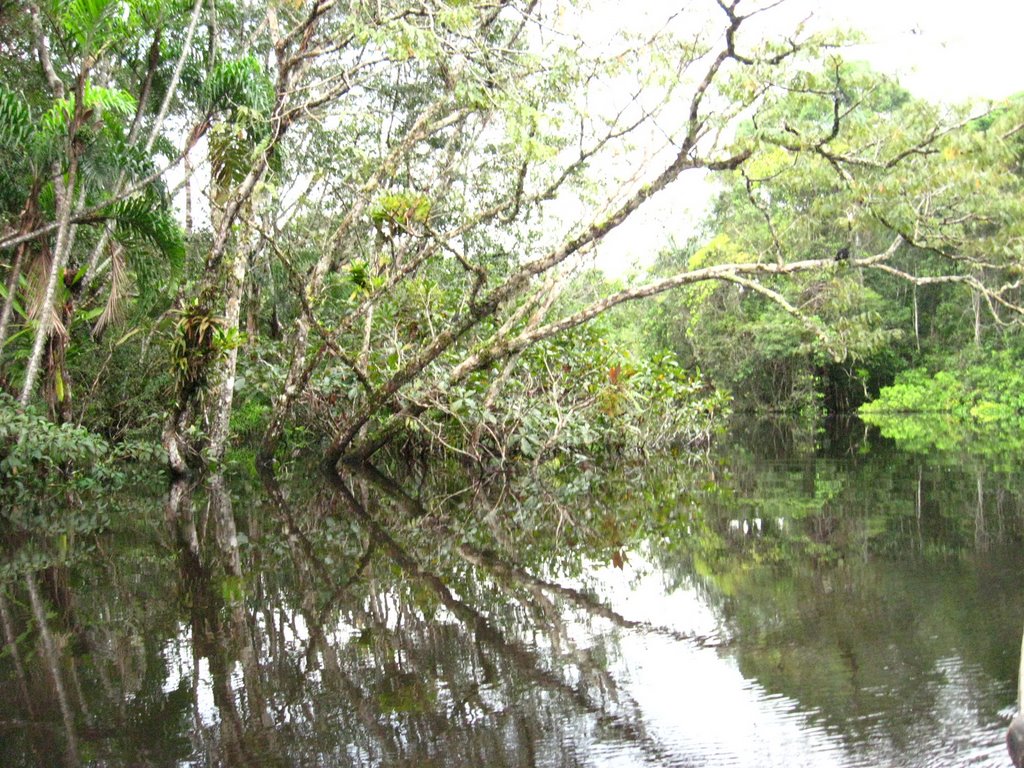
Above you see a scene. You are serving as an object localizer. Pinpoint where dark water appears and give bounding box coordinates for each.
[2,417,1023,767]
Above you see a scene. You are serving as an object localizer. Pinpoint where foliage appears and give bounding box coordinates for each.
[0,393,120,497]
[168,299,242,399]
[860,368,969,414]
[0,0,189,425]
[106,192,186,269]
[863,352,1024,416]
[859,352,1024,460]
[202,55,273,115]
[67,322,174,441]
[638,60,1024,414]
[370,192,433,231]
[309,319,730,467]
[3,0,1024,486]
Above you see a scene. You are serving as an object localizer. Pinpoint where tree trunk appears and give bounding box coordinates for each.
[207,243,250,466]
[258,317,310,468]
[19,169,76,406]
[972,289,982,347]
[26,571,80,765]
[912,284,920,352]
[0,240,27,356]
[0,184,43,356]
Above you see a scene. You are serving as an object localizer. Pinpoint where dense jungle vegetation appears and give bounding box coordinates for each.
[1,0,1024,492]
[7,5,1024,766]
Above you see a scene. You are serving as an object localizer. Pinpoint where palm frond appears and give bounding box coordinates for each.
[202,55,274,115]
[80,134,161,193]
[149,134,177,161]
[83,79,137,119]
[202,57,276,197]
[92,240,128,339]
[0,86,31,151]
[106,193,185,269]
[37,96,74,139]
[209,122,253,193]
[26,252,68,340]
[61,0,122,48]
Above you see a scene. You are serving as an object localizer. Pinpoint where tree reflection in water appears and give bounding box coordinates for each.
[3,422,1024,767]
[0,456,703,767]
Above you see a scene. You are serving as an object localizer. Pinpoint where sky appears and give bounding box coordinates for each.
[817,0,1024,103]
[591,0,1024,276]
[170,1,1024,276]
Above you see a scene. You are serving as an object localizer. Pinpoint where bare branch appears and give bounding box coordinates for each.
[27,1,63,98]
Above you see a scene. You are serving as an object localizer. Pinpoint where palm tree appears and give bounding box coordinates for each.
[0,0,199,416]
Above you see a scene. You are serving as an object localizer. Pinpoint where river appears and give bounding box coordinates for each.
[1,416,1021,766]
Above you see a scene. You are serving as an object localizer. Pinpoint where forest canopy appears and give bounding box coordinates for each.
[1,0,1023,479]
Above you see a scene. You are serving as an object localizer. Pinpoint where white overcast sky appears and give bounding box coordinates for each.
[811,0,1024,103]
[175,1,1024,274]
[588,0,1024,276]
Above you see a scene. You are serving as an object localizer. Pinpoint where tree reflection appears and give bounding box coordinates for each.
[3,422,1024,766]
[0,461,690,765]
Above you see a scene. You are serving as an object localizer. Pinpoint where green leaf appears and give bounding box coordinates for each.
[0,87,32,150]
[105,194,186,268]
[61,0,121,48]
[113,327,142,347]
[202,55,274,115]
[83,80,136,117]
[38,96,75,139]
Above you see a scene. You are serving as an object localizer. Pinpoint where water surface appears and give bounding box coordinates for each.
[2,417,1021,766]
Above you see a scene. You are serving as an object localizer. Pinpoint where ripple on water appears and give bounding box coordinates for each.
[571,556,1016,768]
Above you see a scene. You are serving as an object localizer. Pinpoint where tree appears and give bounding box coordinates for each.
[5,0,1023,476]
[237,0,865,469]
[630,62,1024,412]
[0,0,196,418]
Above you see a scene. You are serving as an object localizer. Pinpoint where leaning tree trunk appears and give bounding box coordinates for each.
[19,169,76,407]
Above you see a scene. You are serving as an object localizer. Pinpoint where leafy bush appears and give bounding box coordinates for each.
[0,393,124,515]
[416,327,729,465]
[859,352,1024,459]
[861,353,1024,418]
[0,393,138,579]
[859,368,967,414]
